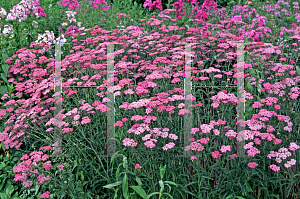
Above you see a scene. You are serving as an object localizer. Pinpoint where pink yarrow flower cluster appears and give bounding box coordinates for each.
[210,90,238,108]
[123,138,138,147]
[162,142,175,151]
[220,145,231,153]
[211,150,221,159]
[40,191,50,198]
[12,145,64,188]
[13,150,50,187]
[248,162,258,168]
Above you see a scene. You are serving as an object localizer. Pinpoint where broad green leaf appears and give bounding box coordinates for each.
[246,81,253,93]
[122,173,128,198]
[0,73,9,84]
[0,162,5,170]
[256,95,261,102]
[257,83,262,94]
[103,181,122,189]
[0,86,7,96]
[159,180,164,193]
[135,177,142,186]
[130,186,147,198]
[123,156,128,171]
[0,192,7,199]
[35,184,40,195]
[116,164,121,182]
[248,107,253,113]
[0,178,7,193]
[127,171,135,176]
[1,64,9,76]
[72,160,77,172]
[245,183,253,192]
[2,54,8,63]
[113,187,120,199]
[164,181,178,187]
[12,157,19,162]
[6,184,14,196]
[296,65,300,76]
[160,165,167,180]
[249,69,259,79]
[146,192,160,199]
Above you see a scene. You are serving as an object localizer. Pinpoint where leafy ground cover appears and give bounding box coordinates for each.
[0,0,300,198]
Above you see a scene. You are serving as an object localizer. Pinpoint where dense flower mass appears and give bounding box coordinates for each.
[0,7,7,19]
[6,0,46,22]
[60,0,81,11]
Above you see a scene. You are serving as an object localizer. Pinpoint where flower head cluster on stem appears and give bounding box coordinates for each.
[6,0,46,22]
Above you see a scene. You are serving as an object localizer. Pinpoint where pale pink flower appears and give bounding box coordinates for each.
[269,164,280,172]
[213,129,220,135]
[144,140,155,148]
[289,142,300,151]
[191,156,197,161]
[57,165,64,171]
[220,145,231,153]
[211,150,221,159]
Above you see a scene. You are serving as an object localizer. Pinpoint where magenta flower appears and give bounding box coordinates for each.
[135,164,141,168]
[40,191,50,198]
[247,162,258,168]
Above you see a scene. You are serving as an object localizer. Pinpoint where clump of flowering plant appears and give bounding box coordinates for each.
[59,0,81,11]
[0,7,7,19]
[6,0,47,22]
[34,30,67,54]
[143,0,163,11]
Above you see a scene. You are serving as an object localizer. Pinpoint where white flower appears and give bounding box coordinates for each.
[32,20,38,28]
[55,35,67,46]
[6,13,15,21]
[0,7,7,19]
[9,4,27,22]
[69,18,76,23]
[2,25,13,35]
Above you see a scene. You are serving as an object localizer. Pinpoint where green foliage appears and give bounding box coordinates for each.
[104,156,178,199]
[0,53,14,96]
[0,145,24,199]
[131,0,177,10]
